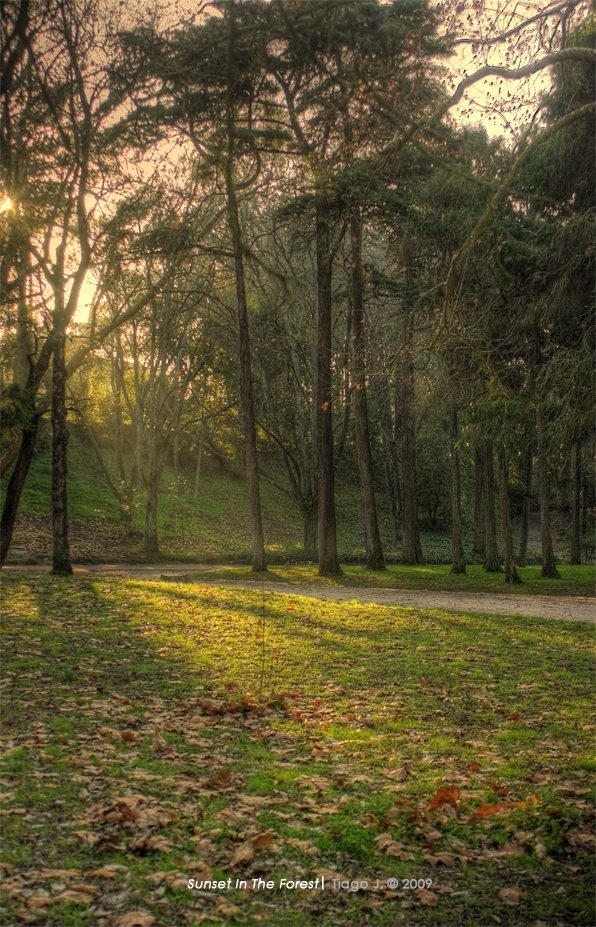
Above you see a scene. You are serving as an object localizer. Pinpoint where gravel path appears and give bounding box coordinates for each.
[4,562,594,622]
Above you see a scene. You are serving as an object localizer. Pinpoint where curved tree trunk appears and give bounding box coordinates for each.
[497,445,521,584]
[449,405,466,574]
[0,335,55,566]
[352,211,385,570]
[537,403,560,578]
[315,203,341,575]
[483,442,501,572]
[0,420,39,566]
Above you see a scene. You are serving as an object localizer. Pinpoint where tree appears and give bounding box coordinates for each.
[259,0,449,573]
[114,1,273,570]
[351,209,385,570]
[0,0,196,568]
[448,405,466,573]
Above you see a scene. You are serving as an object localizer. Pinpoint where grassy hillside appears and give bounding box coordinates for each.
[3,426,551,566]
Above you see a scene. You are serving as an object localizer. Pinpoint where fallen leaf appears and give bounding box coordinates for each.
[466,761,482,772]
[215,902,242,915]
[499,887,525,904]
[228,846,255,868]
[27,895,52,910]
[417,888,439,906]
[488,781,510,796]
[121,730,136,743]
[385,766,410,781]
[487,843,526,858]
[204,767,232,789]
[106,913,156,927]
[535,844,548,859]
[467,801,509,824]
[565,827,596,854]
[54,889,95,904]
[428,785,460,810]
[251,832,274,850]
[72,831,101,847]
[130,833,171,852]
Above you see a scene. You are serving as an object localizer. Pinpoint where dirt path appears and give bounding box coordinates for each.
[4,562,594,622]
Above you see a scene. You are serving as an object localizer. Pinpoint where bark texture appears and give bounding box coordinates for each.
[352,211,385,570]
[518,439,533,567]
[1,333,55,565]
[51,328,72,574]
[315,204,341,575]
[473,442,486,558]
[400,339,423,565]
[569,438,581,565]
[144,454,160,558]
[497,445,522,583]
[225,9,266,572]
[482,442,501,572]
[449,405,466,574]
[537,403,560,578]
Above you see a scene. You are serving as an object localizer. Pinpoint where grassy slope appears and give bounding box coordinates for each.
[2,429,571,570]
[1,572,594,926]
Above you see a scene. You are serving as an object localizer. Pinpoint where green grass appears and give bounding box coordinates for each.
[187,562,595,598]
[1,572,594,926]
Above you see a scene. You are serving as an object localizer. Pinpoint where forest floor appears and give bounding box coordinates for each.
[1,571,594,927]
[4,562,594,622]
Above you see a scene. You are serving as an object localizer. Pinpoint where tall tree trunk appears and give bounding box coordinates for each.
[315,203,341,575]
[473,442,486,558]
[352,211,384,570]
[449,405,466,574]
[0,419,39,565]
[581,466,588,537]
[483,442,501,572]
[1,435,22,479]
[225,7,266,572]
[193,429,204,504]
[497,445,522,583]
[375,376,399,542]
[303,502,318,557]
[569,437,581,565]
[518,439,533,567]
[0,337,55,566]
[144,440,161,558]
[537,403,560,578]
[112,365,127,485]
[400,338,423,565]
[51,328,72,574]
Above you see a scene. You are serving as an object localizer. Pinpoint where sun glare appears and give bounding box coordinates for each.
[0,197,13,214]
